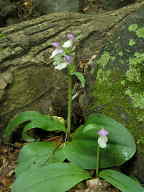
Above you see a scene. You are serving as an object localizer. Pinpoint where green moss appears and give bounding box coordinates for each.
[89,23,144,152]
[136,27,144,38]
[118,51,123,56]
[120,80,125,86]
[125,89,144,109]
[97,69,111,81]
[128,39,136,46]
[97,51,111,67]
[124,52,144,120]
[137,136,144,145]
[128,24,138,32]
[0,33,6,38]
[126,52,144,82]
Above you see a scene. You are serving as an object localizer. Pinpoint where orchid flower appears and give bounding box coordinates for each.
[54,62,68,70]
[97,128,109,148]
[62,40,73,48]
[50,48,64,58]
[50,33,76,70]
[62,33,75,48]
[51,42,61,47]
[64,55,73,64]
[67,33,75,40]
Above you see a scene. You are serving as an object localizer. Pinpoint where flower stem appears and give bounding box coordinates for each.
[65,74,72,141]
[96,145,100,176]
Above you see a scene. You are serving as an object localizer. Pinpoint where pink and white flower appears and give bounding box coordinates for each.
[50,48,63,58]
[97,128,109,148]
[50,33,76,70]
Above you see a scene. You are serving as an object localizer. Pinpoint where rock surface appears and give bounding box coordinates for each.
[100,0,135,10]
[32,0,80,14]
[86,5,144,180]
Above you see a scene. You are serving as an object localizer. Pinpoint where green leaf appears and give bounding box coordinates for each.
[16,142,66,176]
[22,115,65,141]
[0,33,6,38]
[72,72,85,88]
[12,162,91,192]
[99,169,144,192]
[4,111,66,142]
[64,114,136,169]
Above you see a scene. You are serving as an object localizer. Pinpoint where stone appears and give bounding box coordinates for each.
[32,0,80,15]
[99,0,135,10]
[87,6,144,179]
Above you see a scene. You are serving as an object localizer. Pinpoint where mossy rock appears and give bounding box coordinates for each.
[89,7,144,153]
[100,0,135,10]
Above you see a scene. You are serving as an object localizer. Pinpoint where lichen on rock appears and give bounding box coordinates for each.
[88,7,144,153]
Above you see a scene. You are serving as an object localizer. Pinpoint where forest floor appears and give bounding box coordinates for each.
[0,143,120,192]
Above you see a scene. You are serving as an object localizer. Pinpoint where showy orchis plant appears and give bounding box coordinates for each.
[50,33,84,141]
[96,128,109,176]
[50,33,76,71]
[4,33,143,192]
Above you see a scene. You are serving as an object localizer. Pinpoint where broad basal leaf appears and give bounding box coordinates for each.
[100,169,144,192]
[64,113,136,169]
[16,142,65,176]
[4,111,66,142]
[12,162,91,192]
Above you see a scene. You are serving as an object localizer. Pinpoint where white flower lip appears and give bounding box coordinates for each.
[50,48,63,58]
[54,62,68,70]
[62,40,73,48]
[98,135,108,148]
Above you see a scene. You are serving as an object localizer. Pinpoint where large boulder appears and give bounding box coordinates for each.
[32,0,80,14]
[0,0,82,26]
[99,0,135,10]
[87,6,144,180]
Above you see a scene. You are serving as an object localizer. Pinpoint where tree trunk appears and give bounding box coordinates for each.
[0,1,143,125]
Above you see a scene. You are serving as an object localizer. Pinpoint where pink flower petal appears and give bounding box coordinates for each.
[64,55,73,64]
[97,128,109,136]
[51,42,60,47]
[67,33,75,40]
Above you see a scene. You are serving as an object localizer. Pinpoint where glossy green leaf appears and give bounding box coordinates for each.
[12,162,91,192]
[64,114,136,169]
[16,142,66,176]
[4,111,66,142]
[72,72,85,88]
[100,169,144,192]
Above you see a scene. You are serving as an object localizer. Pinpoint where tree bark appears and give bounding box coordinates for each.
[0,1,143,125]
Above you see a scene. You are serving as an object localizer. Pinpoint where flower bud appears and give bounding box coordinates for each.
[67,33,75,40]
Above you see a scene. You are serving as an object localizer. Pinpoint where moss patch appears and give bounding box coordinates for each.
[88,13,144,153]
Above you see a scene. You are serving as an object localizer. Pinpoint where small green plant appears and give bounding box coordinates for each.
[3,33,144,192]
